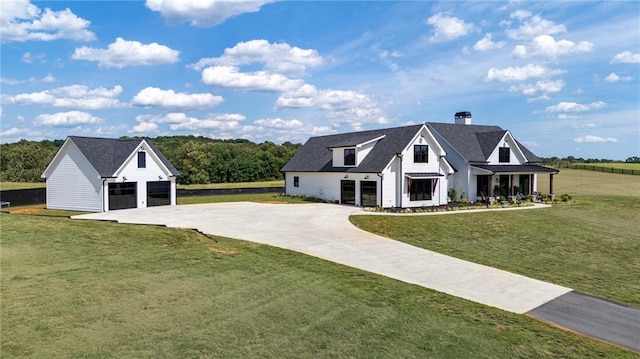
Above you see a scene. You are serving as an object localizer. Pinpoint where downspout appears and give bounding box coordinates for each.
[395,153,403,208]
[377,173,383,208]
[102,178,107,212]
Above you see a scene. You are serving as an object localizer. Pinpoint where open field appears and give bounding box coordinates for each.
[178,180,284,190]
[2,213,634,358]
[352,169,640,306]
[569,163,640,171]
[0,182,46,190]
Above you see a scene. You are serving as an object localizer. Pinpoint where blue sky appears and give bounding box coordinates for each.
[1,1,638,160]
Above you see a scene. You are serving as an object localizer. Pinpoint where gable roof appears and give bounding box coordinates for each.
[282,124,424,173]
[426,122,541,163]
[68,136,179,177]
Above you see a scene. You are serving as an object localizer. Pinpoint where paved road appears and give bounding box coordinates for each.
[74,202,570,314]
[528,291,640,353]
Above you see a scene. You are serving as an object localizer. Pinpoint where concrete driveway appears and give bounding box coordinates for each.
[74,202,570,314]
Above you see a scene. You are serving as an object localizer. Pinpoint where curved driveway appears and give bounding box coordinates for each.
[74,202,570,314]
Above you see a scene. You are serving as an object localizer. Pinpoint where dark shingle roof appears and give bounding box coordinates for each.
[281,125,423,173]
[69,136,179,177]
[471,164,558,174]
[427,122,540,163]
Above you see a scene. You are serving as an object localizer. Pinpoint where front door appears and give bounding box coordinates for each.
[476,175,489,198]
[519,175,530,195]
[341,180,356,205]
[360,181,377,207]
[499,175,510,197]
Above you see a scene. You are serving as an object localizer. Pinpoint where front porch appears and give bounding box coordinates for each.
[472,164,559,200]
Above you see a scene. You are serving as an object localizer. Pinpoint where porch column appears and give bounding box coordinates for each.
[510,174,514,196]
[488,175,494,196]
[529,174,534,194]
[550,173,554,194]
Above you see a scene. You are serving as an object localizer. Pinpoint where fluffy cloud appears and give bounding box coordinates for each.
[485,64,561,82]
[472,33,505,51]
[1,0,95,43]
[509,79,565,96]
[190,39,323,75]
[427,13,475,42]
[131,122,158,133]
[545,101,606,113]
[202,66,304,92]
[33,111,103,127]
[574,135,618,143]
[505,13,566,40]
[145,0,275,27]
[21,52,46,63]
[514,34,593,58]
[604,73,634,83]
[611,51,640,64]
[253,118,303,129]
[136,112,245,124]
[131,87,223,108]
[1,73,55,85]
[72,38,179,68]
[168,113,245,131]
[276,85,390,129]
[4,85,122,109]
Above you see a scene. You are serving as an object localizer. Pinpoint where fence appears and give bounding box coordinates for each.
[559,163,640,175]
[0,186,285,207]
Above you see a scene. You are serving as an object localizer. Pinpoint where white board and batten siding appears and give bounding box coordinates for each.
[114,141,177,209]
[285,172,381,207]
[45,142,103,212]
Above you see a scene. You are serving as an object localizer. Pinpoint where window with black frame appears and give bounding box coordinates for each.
[409,178,432,201]
[344,148,355,166]
[414,145,428,163]
[499,147,510,163]
[138,151,146,168]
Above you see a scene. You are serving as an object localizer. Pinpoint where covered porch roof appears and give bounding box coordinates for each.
[405,172,444,179]
[471,164,559,174]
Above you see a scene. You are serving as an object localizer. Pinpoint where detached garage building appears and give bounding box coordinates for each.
[42,136,180,212]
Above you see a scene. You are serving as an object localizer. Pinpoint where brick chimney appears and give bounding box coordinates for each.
[454,111,472,125]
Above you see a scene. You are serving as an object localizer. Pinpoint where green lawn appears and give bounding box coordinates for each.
[0,182,46,190]
[1,214,633,358]
[177,193,319,205]
[570,162,640,171]
[178,180,284,190]
[352,169,640,306]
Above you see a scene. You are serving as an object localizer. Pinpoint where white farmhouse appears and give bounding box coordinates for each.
[42,136,180,212]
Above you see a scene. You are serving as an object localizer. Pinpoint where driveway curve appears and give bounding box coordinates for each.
[74,202,570,314]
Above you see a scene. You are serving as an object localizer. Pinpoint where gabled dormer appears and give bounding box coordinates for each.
[329,135,386,167]
[486,131,527,165]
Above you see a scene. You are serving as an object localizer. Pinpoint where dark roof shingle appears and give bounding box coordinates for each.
[282,125,423,173]
[69,136,179,177]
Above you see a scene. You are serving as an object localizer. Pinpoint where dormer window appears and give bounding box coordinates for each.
[344,148,355,166]
[138,151,146,168]
[499,147,510,163]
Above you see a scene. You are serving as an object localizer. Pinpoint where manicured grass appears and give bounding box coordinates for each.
[1,214,633,358]
[572,163,640,171]
[178,180,284,190]
[0,181,45,190]
[352,169,640,306]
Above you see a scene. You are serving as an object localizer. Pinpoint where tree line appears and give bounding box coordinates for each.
[0,136,301,184]
[541,156,640,167]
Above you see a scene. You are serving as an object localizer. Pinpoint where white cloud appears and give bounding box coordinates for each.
[145,0,275,27]
[190,39,323,76]
[426,13,475,42]
[485,64,561,82]
[0,73,55,85]
[558,114,583,120]
[72,38,179,68]
[510,10,532,20]
[545,101,607,113]
[201,66,304,92]
[21,51,46,63]
[253,118,303,129]
[4,84,122,109]
[604,72,634,83]
[509,79,565,96]
[33,110,103,127]
[574,135,618,143]
[131,87,223,108]
[611,51,640,64]
[136,112,245,125]
[169,113,245,131]
[518,34,594,58]
[472,33,505,51]
[276,85,390,128]
[0,127,23,136]
[131,122,158,133]
[1,0,95,43]
[506,14,565,40]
